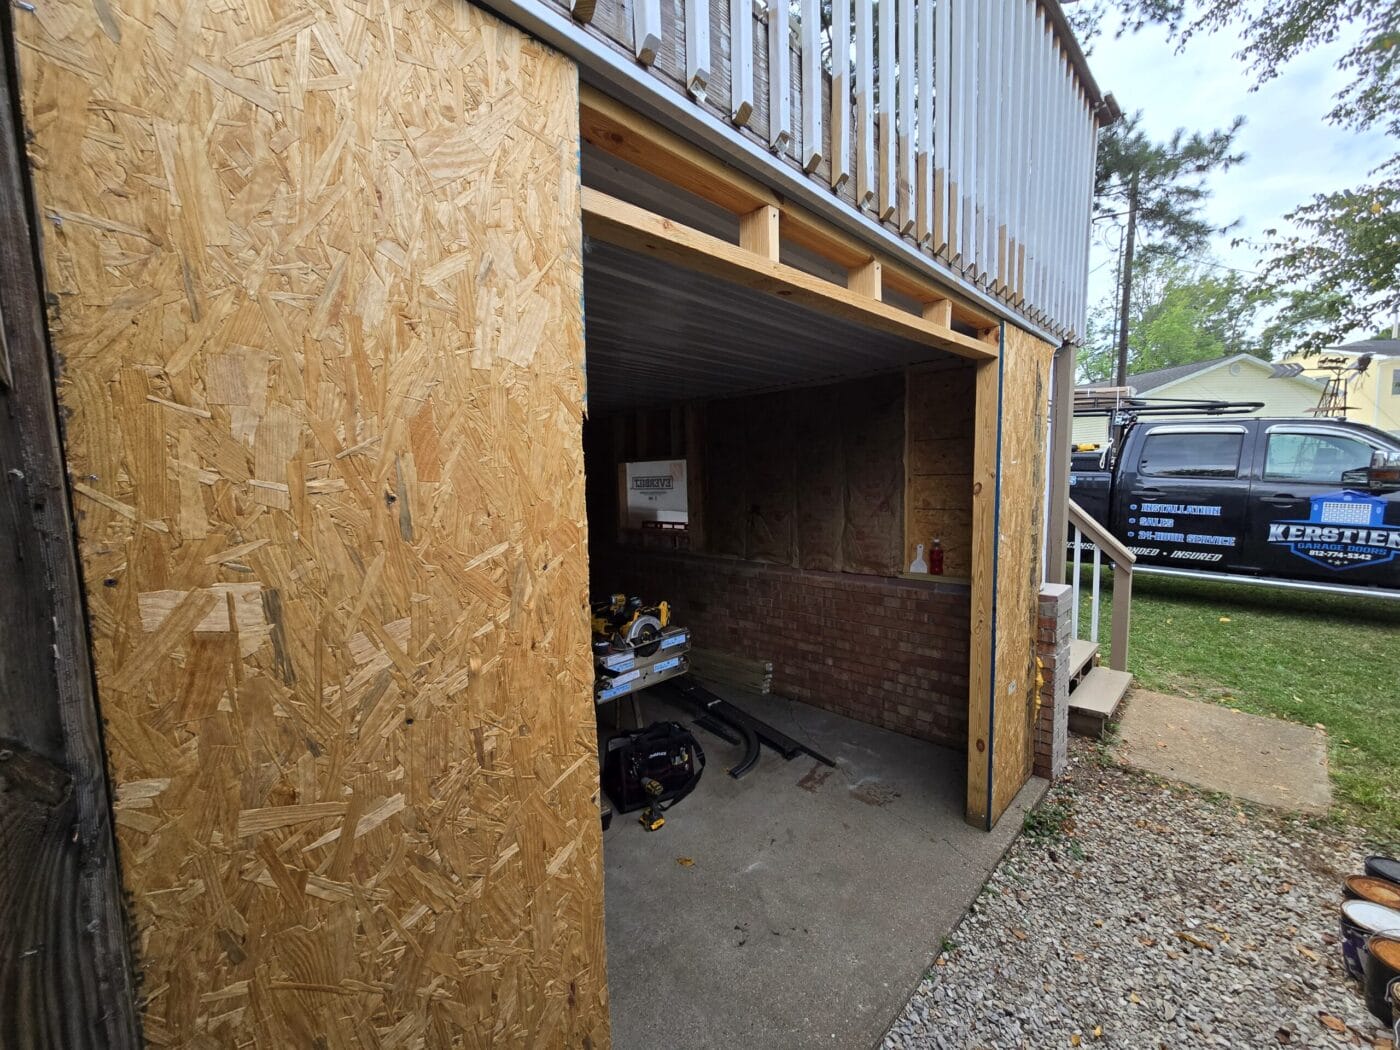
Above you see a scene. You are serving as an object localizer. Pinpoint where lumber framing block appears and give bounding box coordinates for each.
[922,298,953,329]
[739,204,781,261]
[966,352,1001,828]
[581,86,775,214]
[847,258,882,300]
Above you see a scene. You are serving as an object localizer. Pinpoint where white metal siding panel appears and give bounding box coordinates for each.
[916,0,934,244]
[800,0,823,171]
[855,0,875,208]
[898,0,917,233]
[730,0,754,123]
[878,0,897,219]
[686,0,711,99]
[768,0,792,151]
[933,0,951,252]
[830,0,851,188]
[634,0,662,63]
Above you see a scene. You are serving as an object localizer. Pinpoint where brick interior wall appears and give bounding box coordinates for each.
[594,549,971,749]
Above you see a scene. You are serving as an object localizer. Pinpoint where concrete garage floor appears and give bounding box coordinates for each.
[600,684,1046,1049]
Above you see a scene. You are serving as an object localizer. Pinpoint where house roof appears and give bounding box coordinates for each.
[1103,353,1286,394]
[1078,352,1324,397]
[1123,356,1239,392]
[1329,338,1400,358]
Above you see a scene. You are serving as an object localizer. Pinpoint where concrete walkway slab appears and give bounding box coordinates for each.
[1116,690,1331,815]
[602,686,1045,1050]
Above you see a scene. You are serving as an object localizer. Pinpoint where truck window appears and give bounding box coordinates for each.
[1138,431,1243,478]
[1264,432,1374,484]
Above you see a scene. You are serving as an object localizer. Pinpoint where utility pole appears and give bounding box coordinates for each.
[1114,170,1139,388]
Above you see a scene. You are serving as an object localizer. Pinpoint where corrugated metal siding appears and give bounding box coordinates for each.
[583,241,956,411]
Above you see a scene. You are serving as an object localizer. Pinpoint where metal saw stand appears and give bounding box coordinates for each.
[593,625,691,728]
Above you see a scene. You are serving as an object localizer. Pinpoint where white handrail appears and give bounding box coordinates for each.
[1067,499,1135,569]
[1066,499,1134,672]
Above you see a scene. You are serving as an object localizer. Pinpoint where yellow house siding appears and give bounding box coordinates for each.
[1326,359,1400,435]
[1072,414,1110,446]
[1284,352,1400,436]
[1154,359,1322,415]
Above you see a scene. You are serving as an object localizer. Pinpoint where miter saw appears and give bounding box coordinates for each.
[591,593,691,704]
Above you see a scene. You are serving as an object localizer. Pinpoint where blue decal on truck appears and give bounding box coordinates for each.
[1266,491,1400,571]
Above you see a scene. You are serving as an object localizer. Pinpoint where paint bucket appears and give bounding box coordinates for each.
[1339,900,1400,981]
[1344,874,1400,910]
[1363,935,1400,1024]
[1365,856,1400,886]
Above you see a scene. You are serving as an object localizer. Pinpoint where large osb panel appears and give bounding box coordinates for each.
[697,375,903,575]
[15,0,607,1045]
[989,326,1054,822]
[906,362,976,578]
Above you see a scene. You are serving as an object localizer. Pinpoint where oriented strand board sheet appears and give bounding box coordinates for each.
[744,392,797,563]
[15,0,607,1046]
[792,384,844,571]
[841,374,905,575]
[906,362,976,577]
[989,326,1055,822]
[695,374,903,575]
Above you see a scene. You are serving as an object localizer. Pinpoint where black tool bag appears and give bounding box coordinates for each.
[602,721,705,814]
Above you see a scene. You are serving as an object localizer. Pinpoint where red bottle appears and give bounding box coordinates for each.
[928,538,944,575]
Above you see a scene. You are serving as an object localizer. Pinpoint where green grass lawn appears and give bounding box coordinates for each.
[1081,571,1400,845]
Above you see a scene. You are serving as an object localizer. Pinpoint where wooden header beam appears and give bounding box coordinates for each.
[580,85,1000,337]
[581,85,776,214]
[582,188,997,361]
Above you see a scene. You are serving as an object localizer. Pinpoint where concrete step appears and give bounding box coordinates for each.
[1068,638,1099,683]
[1068,666,1133,739]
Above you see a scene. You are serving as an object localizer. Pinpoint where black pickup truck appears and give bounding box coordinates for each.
[1070,417,1400,594]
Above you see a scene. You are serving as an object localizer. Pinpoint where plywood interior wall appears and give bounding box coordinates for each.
[989,326,1055,823]
[906,362,976,578]
[15,0,607,1045]
[586,374,905,577]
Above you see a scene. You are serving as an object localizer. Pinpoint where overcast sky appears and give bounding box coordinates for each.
[1082,12,1393,327]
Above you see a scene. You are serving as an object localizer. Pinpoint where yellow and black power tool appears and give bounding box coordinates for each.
[638,777,667,832]
[591,593,672,657]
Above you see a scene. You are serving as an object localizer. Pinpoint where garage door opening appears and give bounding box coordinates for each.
[579,228,1037,1046]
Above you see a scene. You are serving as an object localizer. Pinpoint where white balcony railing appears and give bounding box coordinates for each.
[485,0,1113,343]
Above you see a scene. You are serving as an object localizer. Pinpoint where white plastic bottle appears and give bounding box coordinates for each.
[909,543,928,574]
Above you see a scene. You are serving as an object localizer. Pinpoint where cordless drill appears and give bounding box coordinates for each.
[638,777,666,831]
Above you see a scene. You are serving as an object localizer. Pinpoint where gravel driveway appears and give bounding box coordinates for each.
[883,740,1392,1049]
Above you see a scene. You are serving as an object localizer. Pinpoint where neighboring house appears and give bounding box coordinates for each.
[1073,353,1325,446]
[1283,338,1400,436]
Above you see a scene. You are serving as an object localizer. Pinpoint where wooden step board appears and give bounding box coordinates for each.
[1067,666,1132,739]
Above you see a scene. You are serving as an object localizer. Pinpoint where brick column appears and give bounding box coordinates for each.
[1034,583,1073,780]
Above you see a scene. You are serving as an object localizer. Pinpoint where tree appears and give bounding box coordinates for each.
[1108,1,1400,139]
[1077,0,1400,348]
[1253,179,1400,351]
[1094,112,1246,385]
[1079,253,1277,383]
